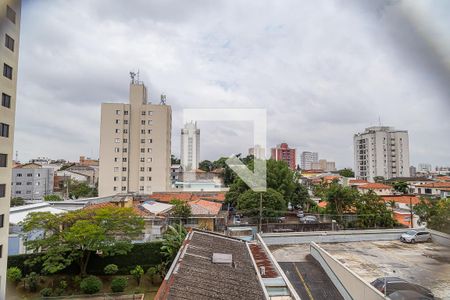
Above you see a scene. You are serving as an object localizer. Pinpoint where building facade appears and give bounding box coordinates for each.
[301,151,318,170]
[12,164,54,201]
[180,121,200,171]
[0,0,21,296]
[271,143,296,170]
[248,144,266,160]
[99,80,172,197]
[354,126,410,182]
[311,159,336,172]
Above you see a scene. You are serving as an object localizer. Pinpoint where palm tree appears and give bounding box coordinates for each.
[161,224,188,267]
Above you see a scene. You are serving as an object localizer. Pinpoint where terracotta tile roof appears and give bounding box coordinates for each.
[349,179,369,184]
[359,183,392,190]
[436,176,450,182]
[248,243,278,278]
[322,175,340,181]
[188,200,222,216]
[415,182,450,188]
[381,195,420,205]
[148,192,226,203]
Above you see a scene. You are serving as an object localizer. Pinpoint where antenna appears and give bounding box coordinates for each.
[137,69,140,82]
[129,71,136,83]
[160,94,167,105]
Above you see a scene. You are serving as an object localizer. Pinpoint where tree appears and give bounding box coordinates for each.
[7,267,22,285]
[290,182,311,210]
[10,197,25,207]
[324,183,359,216]
[68,180,97,199]
[237,188,286,218]
[169,198,191,219]
[198,160,213,172]
[161,224,187,268]
[171,155,180,165]
[373,176,385,183]
[354,191,395,228]
[22,207,144,276]
[130,265,144,285]
[338,168,354,178]
[43,194,63,201]
[393,181,409,194]
[415,198,450,233]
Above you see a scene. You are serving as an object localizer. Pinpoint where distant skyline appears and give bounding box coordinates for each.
[14,0,450,169]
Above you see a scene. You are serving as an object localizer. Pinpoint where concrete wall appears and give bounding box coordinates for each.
[310,242,385,300]
[261,229,406,245]
[429,229,450,247]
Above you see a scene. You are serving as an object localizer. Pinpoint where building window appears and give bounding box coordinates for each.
[115,119,120,124]
[124,120,128,125]
[122,177,126,181]
[140,148,145,153]
[27,173,32,177]
[139,186,144,191]
[16,173,22,177]
[147,158,152,162]
[16,182,21,185]
[141,139,145,143]
[0,154,7,167]
[0,184,5,197]
[141,129,145,134]
[115,110,121,115]
[140,157,145,162]
[0,214,4,227]
[0,244,2,258]
[114,147,120,153]
[114,157,118,162]
[123,129,128,134]
[5,34,14,51]
[123,148,127,153]
[148,120,153,125]
[148,167,152,172]
[124,110,128,115]
[6,5,16,23]
[113,186,117,191]
[148,111,153,116]
[148,139,152,143]
[122,167,127,171]
[0,123,9,137]
[147,177,152,181]
[2,93,11,108]
[147,129,152,134]
[122,138,127,143]
[115,129,120,133]
[26,182,31,185]
[141,120,145,125]
[114,176,118,181]
[140,167,144,172]
[140,177,144,181]
[114,167,119,172]
[122,157,127,162]
[3,64,12,79]
[115,138,120,143]
[147,148,152,153]
[121,186,126,191]
[141,111,146,116]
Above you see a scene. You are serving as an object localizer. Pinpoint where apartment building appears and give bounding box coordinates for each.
[311,159,337,172]
[99,79,172,197]
[300,151,318,170]
[271,143,296,170]
[0,0,21,297]
[11,163,54,201]
[248,144,266,160]
[354,126,410,182]
[180,121,200,171]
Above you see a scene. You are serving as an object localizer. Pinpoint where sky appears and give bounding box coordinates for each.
[14,0,450,169]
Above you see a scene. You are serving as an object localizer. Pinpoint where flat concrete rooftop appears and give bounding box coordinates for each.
[270,240,450,299]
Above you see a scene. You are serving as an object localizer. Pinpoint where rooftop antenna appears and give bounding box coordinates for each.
[160,94,167,105]
[137,69,140,83]
[129,71,136,84]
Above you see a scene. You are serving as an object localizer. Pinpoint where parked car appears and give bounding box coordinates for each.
[400,230,432,244]
[299,215,318,224]
[296,211,304,218]
[388,290,434,300]
[277,217,286,223]
[370,277,434,298]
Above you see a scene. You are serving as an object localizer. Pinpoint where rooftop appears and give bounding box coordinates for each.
[358,183,392,190]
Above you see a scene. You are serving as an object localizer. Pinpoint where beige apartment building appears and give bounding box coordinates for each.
[0,0,21,297]
[99,80,172,197]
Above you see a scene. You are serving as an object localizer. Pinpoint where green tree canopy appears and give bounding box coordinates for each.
[10,197,25,207]
[161,224,187,269]
[338,168,355,178]
[169,198,191,219]
[43,194,63,201]
[68,180,98,199]
[236,188,286,218]
[21,206,144,275]
[393,181,409,194]
[324,182,359,216]
[198,160,213,172]
[415,197,450,234]
[354,191,395,228]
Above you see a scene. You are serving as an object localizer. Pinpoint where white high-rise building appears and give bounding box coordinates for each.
[248,144,266,160]
[180,122,200,171]
[99,79,172,196]
[0,0,21,297]
[301,151,318,170]
[354,126,410,181]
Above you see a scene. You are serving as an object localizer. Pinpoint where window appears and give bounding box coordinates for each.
[114,157,118,162]
[139,186,144,191]
[140,157,145,162]
[2,93,11,108]
[0,154,6,167]
[122,177,127,181]
[4,34,14,51]
[27,173,32,177]
[121,186,126,191]
[141,120,145,125]
[115,119,120,124]
[122,167,127,171]
[0,214,4,228]
[148,167,152,172]
[115,110,121,115]
[115,138,120,143]
[141,129,145,134]
[15,190,21,195]
[123,138,127,143]
[140,177,144,181]
[141,139,145,143]
[148,120,153,125]
[123,148,127,153]
[124,120,128,125]
[147,177,152,181]
[6,5,16,23]
[16,182,21,185]
[113,186,117,191]
[26,182,31,185]
[114,176,118,181]
[16,173,22,177]
[124,110,128,115]
[0,123,9,137]
[114,167,119,172]
[123,129,128,134]
[140,148,145,153]
[148,139,153,143]
[147,158,152,162]
[114,147,120,153]
[0,244,2,258]
[0,185,6,197]
[148,111,153,116]
[122,157,127,162]
[147,129,152,134]
[141,111,146,115]
[147,148,152,153]
[115,129,120,133]
[3,64,12,79]
[140,167,144,172]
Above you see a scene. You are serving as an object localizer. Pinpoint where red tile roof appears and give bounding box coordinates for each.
[359,183,392,190]
[381,195,420,205]
[415,182,450,188]
[349,179,369,184]
[148,192,226,203]
[188,200,222,216]
[436,176,450,182]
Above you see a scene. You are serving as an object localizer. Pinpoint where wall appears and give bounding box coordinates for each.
[261,229,405,245]
[310,242,385,300]
[429,229,450,247]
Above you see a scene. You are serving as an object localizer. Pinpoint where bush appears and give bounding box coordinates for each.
[7,267,22,284]
[59,280,68,290]
[80,276,102,294]
[25,272,39,292]
[104,264,119,275]
[111,277,128,293]
[130,265,144,285]
[53,287,64,296]
[40,288,53,297]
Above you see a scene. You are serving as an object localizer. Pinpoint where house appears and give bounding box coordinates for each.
[357,183,393,196]
[381,195,421,228]
[184,199,227,232]
[155,229,299,300]
[413,182,450,197]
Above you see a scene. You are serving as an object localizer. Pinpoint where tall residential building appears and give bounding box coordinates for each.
[0,0,21,296]
[271,143,296,170]
[418,163,432,173]
[311,159,337,172]
[180,121,200,171]
[248,144,266,160]
[11,163,54,201]
[354,126,410,182]
[99,79,172,196]
[301,151,318,170]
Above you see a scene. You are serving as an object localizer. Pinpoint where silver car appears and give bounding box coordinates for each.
[400,230,431,243]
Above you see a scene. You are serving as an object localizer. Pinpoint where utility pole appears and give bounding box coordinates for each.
[259,192,263,233]
[409,197,414,228]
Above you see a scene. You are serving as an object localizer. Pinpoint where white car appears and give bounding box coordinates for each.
[400,230,431,244]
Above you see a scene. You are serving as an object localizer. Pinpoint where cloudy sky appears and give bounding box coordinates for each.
[15,0,450,169]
